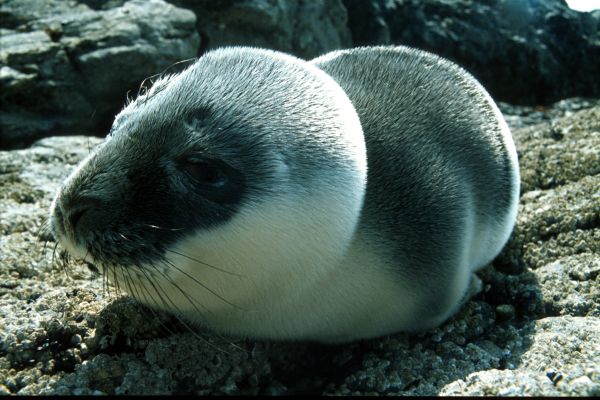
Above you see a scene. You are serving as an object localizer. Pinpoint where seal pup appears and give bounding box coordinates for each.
[49,46,519,343]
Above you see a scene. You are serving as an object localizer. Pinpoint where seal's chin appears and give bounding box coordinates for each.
[53,231,97,265]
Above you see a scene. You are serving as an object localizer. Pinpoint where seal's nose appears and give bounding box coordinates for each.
[68,204,90,231]
[59,195,101,238]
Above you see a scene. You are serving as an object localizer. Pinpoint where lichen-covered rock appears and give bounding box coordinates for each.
[0,99,598,395]
[343,0,600,104]
[0,0,199,149]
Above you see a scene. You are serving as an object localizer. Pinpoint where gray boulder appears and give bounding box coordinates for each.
[342,0,600,104]
[168,0,352,59]
[0,0,199,149]
[3,0,598,150]
[0,0,352,150]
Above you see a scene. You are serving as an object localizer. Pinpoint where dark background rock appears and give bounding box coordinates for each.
[168,0,352,59]
[343,0,600,105]
[1,0,599,150]
[0,0,199,149]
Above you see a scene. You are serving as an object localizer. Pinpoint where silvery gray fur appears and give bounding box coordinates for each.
[312,46,520,322]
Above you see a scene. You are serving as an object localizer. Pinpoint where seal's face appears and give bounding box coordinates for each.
[50,47,367,333]
[50,109,249,268]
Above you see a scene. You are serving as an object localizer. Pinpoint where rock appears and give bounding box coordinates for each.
[4,0,597,150]
[0,0,199,149]
[342,0,600,104]
[0,98,598,395]
[167,0,352,59]
[439,317,600,396]
[0,0,351,150]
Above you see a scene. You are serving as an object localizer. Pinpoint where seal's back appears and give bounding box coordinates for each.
[312,46,520,330]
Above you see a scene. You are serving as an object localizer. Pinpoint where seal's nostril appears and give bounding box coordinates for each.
[61,196,101,234]
[68,206,89,231]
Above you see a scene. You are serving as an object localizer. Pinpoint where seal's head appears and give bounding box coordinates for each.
[50,47,366,335]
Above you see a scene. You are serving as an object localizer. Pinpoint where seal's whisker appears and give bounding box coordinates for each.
[123,264,182,338]
[97,262,107,297]
[42,238,49,262]
[171,312,233,355]
[51,242,59,270]
[139,72,162,92]
[147,264,248,357]
[137,263,195,315]
[121,261,239,354]
[58,247,72,279]
[100,263,109,298]
[111,230,239,293]
[159,58,196,78]
[152,265,247,354]
[145,262,236,355]
[114,265,126,298]
[40,222,51,250]
[142,263,204,320]
[137,78,152,99]
[165,248,243,278]
[35,215,46,236]
[35,215,51,244]
[131,58,196,106]
[161,257,245,311]
[88,249,123,300]
[101,263,114,299]
[120,264,148,307]
[51,243,70,278]
[111,262,124,299]
[137,223,185,232]
[39,217,54,264]
[148,260,212,316]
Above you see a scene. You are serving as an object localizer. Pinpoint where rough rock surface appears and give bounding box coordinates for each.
[0,0,351,150]
[2,0,598,149]
[1,98,598,395]
[0,0,200,149]
[342,0,600,104]
[168,0,352,59]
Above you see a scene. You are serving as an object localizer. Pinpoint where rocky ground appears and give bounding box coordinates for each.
[2,0,599,395]
[0,98,598,395]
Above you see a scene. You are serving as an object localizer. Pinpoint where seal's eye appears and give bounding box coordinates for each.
[183,157,225,187]
[183,158,225,187]
[179,155,245,204]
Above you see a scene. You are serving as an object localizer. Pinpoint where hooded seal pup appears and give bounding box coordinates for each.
[49,46,519,343]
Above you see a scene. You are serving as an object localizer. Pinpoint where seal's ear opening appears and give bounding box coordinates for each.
[179,155,245,204]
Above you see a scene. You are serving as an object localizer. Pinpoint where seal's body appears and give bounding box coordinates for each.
[50,46,519,342]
